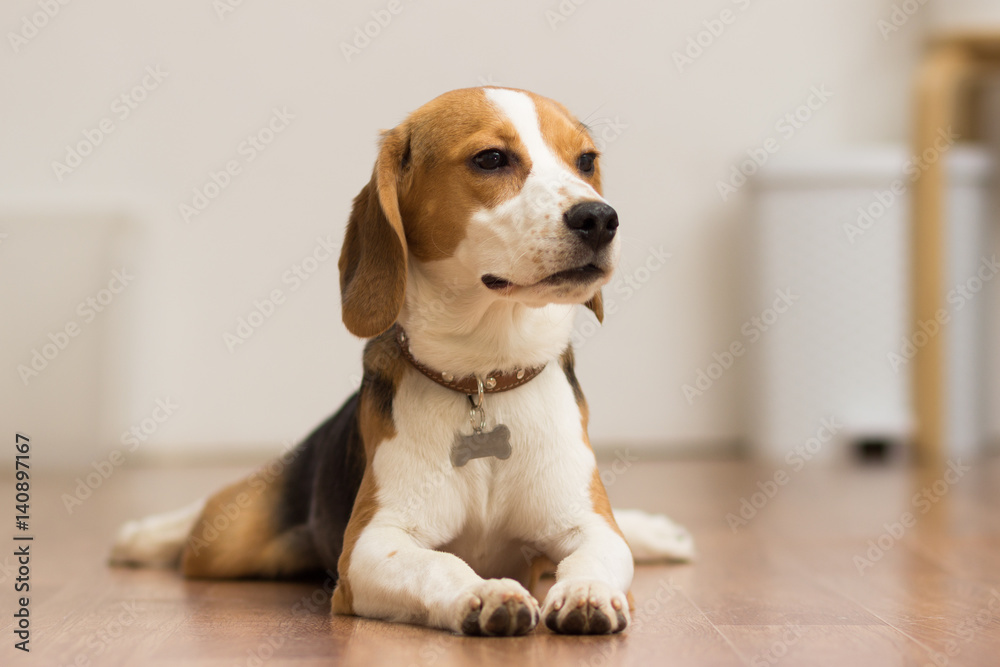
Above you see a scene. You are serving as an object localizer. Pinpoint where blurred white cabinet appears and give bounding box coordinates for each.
[748,146,992,462]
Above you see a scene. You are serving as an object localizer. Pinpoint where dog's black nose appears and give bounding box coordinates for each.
[563,201,618,251]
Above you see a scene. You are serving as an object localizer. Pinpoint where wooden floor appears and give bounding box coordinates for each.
[2,455,999,666]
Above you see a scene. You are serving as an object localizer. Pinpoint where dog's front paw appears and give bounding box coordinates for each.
[542,580,629,634]
[455,579,540,636]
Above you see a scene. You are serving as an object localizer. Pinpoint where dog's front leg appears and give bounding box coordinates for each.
[540,517,635,635]
[336,521,540,636]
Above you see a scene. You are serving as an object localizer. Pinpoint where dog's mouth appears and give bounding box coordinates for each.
[481,274,514,291]
[481,264,606,291]
[539,263,606,285]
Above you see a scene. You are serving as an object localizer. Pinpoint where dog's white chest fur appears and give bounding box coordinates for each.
[371,362,597,578]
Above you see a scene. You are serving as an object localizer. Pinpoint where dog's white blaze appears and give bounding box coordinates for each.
[483,88,600,203]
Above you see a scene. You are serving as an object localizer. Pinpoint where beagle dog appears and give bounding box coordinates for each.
[111,87,693,636]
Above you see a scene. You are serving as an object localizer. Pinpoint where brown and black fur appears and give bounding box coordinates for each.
[180,330,405,583]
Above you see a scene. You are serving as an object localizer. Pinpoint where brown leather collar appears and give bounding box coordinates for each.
[394,326,546,395]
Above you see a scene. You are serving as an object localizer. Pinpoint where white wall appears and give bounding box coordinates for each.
[0,0,936,467]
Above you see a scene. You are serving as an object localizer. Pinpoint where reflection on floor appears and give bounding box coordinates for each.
[3,456,999,666]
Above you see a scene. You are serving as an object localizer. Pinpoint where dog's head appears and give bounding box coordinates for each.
[338,87,619,338]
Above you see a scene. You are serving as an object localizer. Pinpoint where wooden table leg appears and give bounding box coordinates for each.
[911,44,974,463]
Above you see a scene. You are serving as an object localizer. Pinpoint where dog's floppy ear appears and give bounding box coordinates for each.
[338,127,410,338]
[584,291,604,323]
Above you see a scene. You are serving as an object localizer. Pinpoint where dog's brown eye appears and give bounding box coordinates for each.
[577,152,597,175]
[473,149,508,171]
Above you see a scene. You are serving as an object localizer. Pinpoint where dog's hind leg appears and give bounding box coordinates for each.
[178,472,322,579]
[110,393,364,580]
[110,465,320,579]
[110,499,206,568]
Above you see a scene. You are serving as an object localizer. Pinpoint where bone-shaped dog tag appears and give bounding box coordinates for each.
[451,424,512,467]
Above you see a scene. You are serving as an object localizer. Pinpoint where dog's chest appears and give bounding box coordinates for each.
[370,364,597,568]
